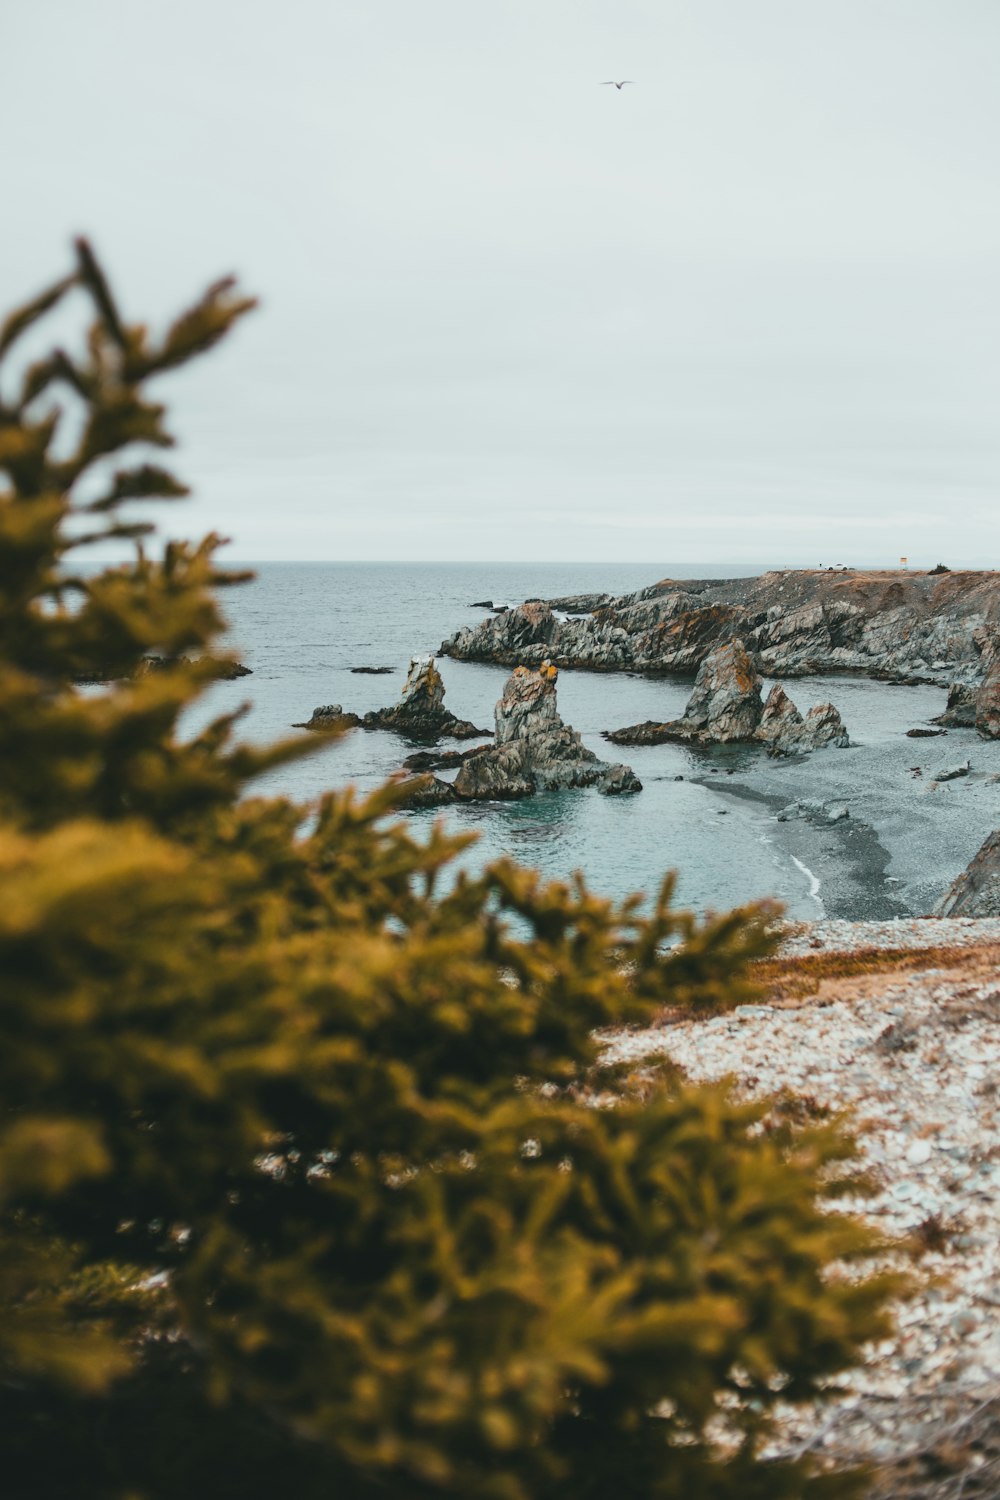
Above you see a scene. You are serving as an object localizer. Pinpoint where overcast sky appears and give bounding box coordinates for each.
[4,1,999,564]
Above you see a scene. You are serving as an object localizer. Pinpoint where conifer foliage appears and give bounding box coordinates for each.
[0,245,897,1498]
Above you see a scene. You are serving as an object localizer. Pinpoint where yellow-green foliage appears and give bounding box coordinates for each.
[0,245,899,1499]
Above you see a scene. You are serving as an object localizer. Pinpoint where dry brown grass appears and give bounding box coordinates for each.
[753,943,1000,1006]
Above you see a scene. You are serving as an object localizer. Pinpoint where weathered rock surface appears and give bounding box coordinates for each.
[606,640,850,753]
[293,703,361,731]
[350,665,394,675]
[361,656,489,743]
[546,592,613,614]
[934,829,1000,916]
[398,774,460,809]
[679,640,763,739]
[402,746,483,772]
[452,744,536,801]
[931,760,971,783]
[933,681,976,727]
[794,702,851,752]
[442,568,1000,685]
[452,662,641,800]
[975,655,1000,739]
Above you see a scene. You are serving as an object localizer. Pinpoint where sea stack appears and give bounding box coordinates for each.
[362,656,490,743]
[607,639,849,752]
[452,662,641,799]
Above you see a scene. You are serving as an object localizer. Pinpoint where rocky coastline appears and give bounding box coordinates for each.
[441,568,1000,690]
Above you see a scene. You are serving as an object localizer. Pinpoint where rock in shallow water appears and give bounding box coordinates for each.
[361,656,490,743]
[606,639,849,753]
[452,662,641,800]
[293,703,361,731]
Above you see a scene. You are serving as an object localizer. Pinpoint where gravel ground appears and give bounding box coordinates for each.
[776,916,1000,957]
[601,918,1000,1491]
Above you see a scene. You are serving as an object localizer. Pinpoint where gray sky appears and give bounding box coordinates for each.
[4,0,999,564]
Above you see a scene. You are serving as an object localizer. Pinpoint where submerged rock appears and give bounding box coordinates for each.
[293,704,360,732]
[607,640,850,753]
[934,829,1000,916]
[452,662,641,800]
[362,656,490,743]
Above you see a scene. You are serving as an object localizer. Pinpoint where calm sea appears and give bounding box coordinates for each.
[184,561,932,921]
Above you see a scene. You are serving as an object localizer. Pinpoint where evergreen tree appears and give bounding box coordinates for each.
[0,243,898,1499]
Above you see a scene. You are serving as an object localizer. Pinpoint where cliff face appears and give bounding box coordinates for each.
[441,570,1000,685]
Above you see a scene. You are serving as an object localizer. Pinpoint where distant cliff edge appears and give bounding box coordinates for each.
[442,569,1000,687]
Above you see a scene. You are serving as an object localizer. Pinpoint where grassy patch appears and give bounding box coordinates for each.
[753,944,1000,1003]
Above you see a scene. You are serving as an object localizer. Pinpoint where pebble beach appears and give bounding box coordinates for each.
[603,917,1000,1496]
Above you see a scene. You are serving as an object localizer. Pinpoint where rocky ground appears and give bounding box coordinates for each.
[602,918,1000,1498]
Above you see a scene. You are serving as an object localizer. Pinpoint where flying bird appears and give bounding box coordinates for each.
[601,80,635,90]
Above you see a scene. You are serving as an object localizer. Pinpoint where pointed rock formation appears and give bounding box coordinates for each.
[756,683,804,745]
[607,639,849,752]
[760,699,850,756]
[798,702,851,750]
[934,829,1000,916]
[677,640,764,740]
[361,656,490,743]
[452,662,641,800]
[606,640,764,746]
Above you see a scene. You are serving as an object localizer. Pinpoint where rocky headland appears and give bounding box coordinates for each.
[402,661,641,806]
[606,638,850,754]
[441,568,1000,692]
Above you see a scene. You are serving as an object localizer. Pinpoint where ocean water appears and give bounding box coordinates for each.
[186,561,945,921]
